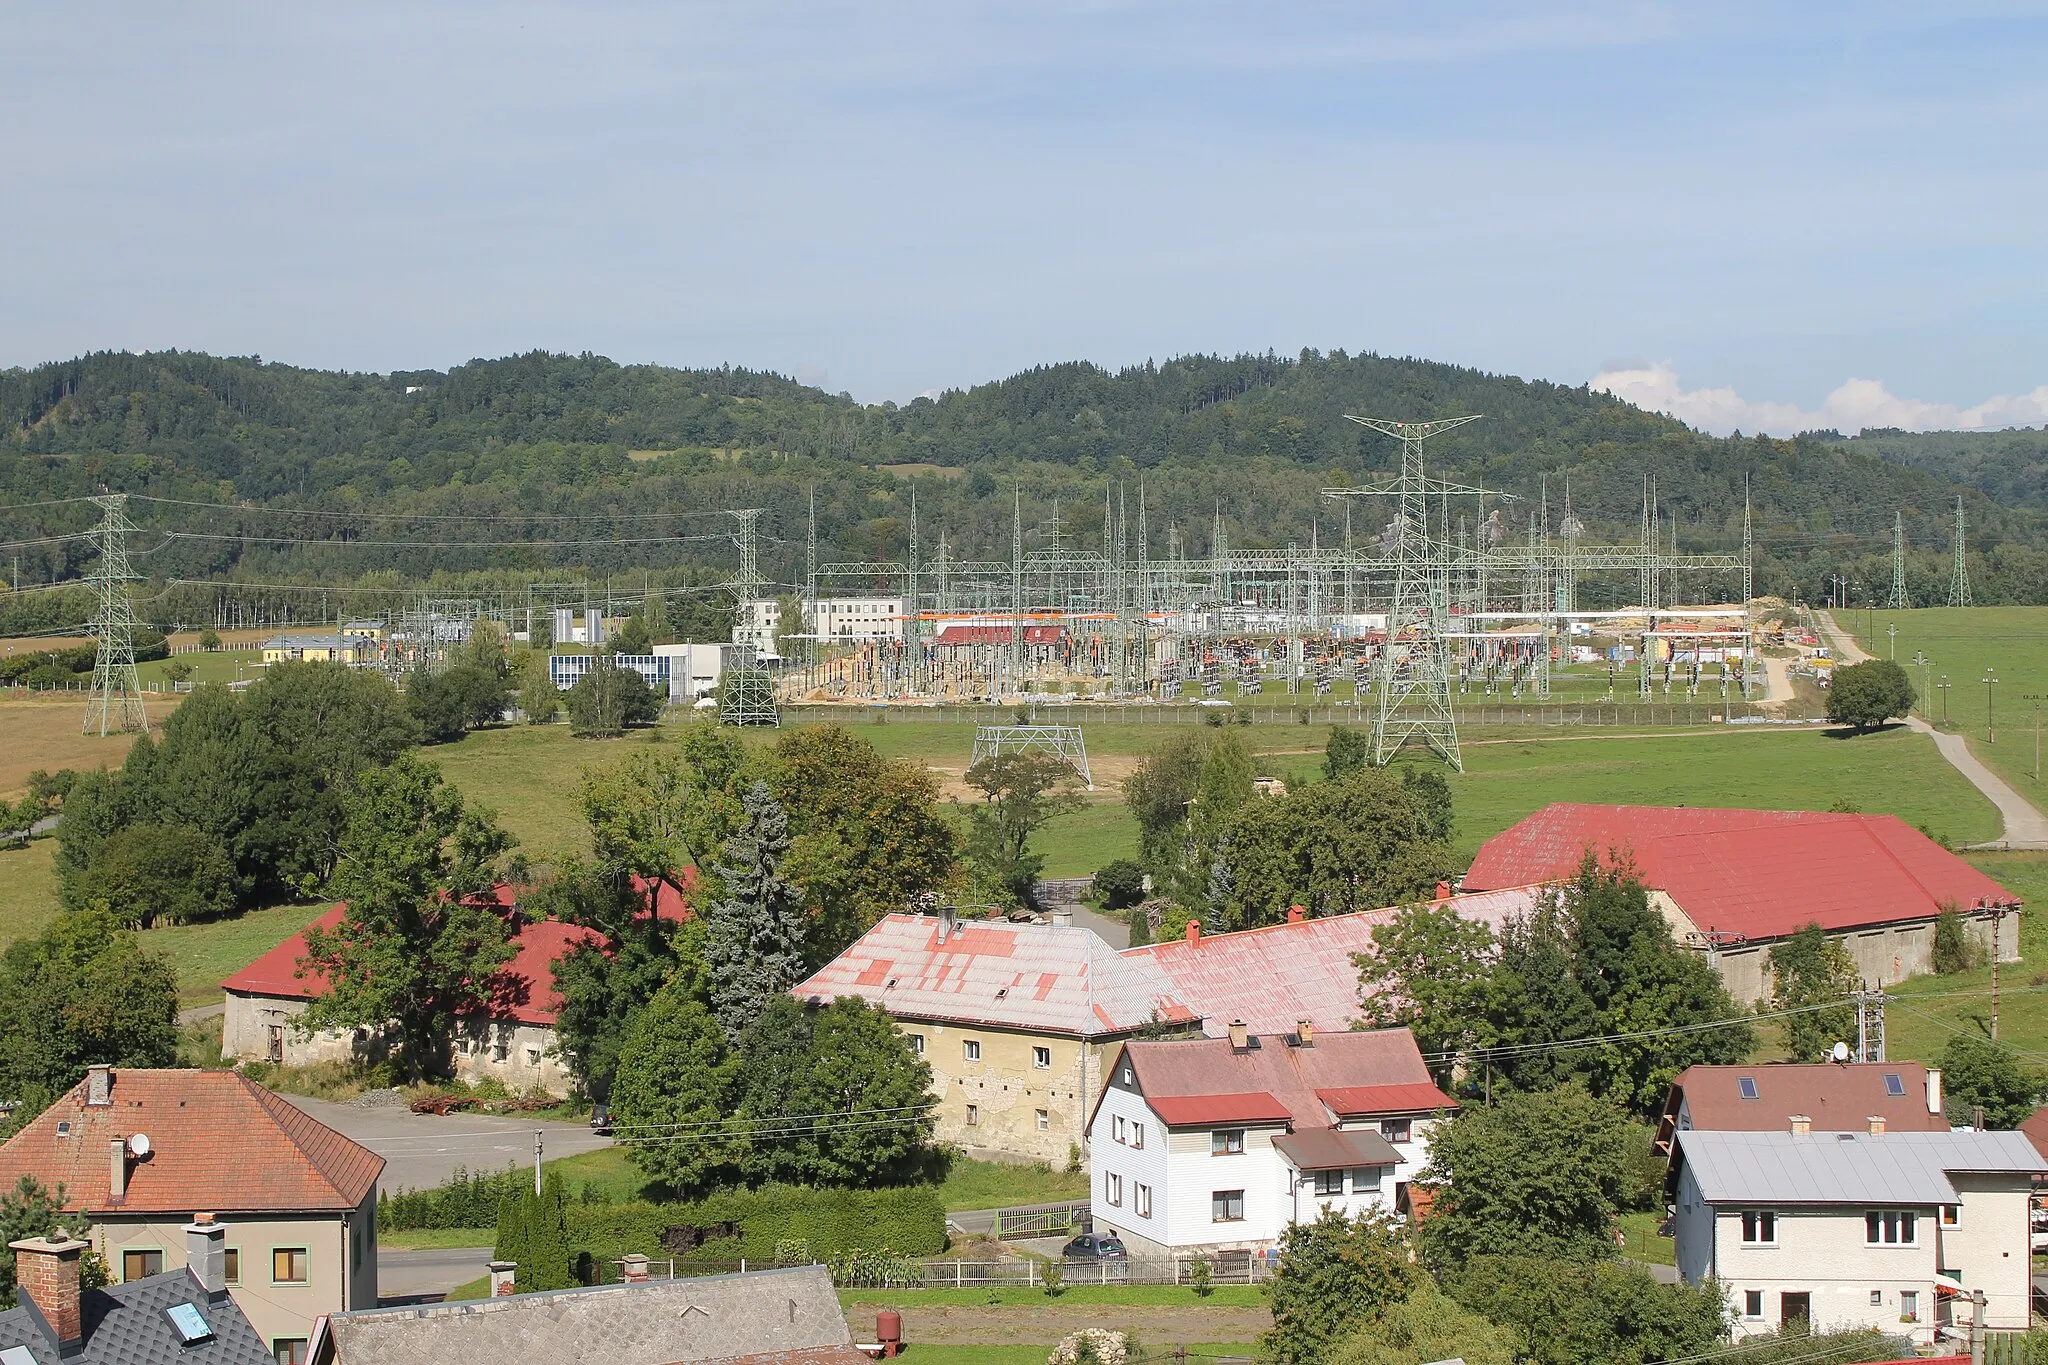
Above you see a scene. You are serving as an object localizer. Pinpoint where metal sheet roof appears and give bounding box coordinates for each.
[1464,804,2018,939]
[1316,1083,1458,1117]
[1149,1092,1296,1127]
[1122,887,1541,1037]
[1674,1129,2047,1205]
[1273,1128,1404,1171]
[1114,1029,1435,1133]
[794,914,1190,1037]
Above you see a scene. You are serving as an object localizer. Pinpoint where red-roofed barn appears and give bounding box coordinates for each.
[221,878,690,1096]
[1462,804,2019,1003]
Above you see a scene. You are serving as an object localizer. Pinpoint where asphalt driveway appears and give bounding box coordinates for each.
[277,1092,613,1192]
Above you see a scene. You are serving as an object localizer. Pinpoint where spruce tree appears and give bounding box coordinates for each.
[705,781,808,1045]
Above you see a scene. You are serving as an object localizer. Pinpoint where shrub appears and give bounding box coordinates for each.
[1093,859,1146,911]
[564,1184,945,1267]
[1932,908,1977,975]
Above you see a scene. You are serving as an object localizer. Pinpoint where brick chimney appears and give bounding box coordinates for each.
[8,1231,89,1353]
[488,1260,517,1296]
[1228,1019,1249,1052]
[186,1214,227,1301]
[1296,1019,1315,1048]
[1185,919,1201,946]
[1867,1115,1886,1136]
[85,1065,112,1107]
[1434,880,1452,902]
[1286,905,1305,924]
[621,1253,651,1283]
[1789,1114,1812,1136]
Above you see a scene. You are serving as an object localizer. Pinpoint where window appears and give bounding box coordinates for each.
[1380,1118,1412,1144]
[1212,1189,1245,1222]
[1130,1122,1145,1150]
[1900,1291,1918,1323]
[224,1248,241,1286]
[273,1247,309,1284]
[1883,1072,1906,1097]
[1352,1166,1383,1193]
[1744,1290,1764,1318]
[1135,1184,1152,1218]
[164,1301,214,1345]
[273,1341,309,1365]
[524,1047,541,1066]
[1737,1075,1759,1100]
[455,1038,472,1056]
[1106,1172,1123,1206]
[909,1034,924,1056]
[1940,1204,1960,1227]
[1033,1046,1052,1069]
[1113,1115,1127,1143]
[1036,1109,1050,1131]
[123,1248,164,1281]
[1313,1169,1345,1197]
[1121,1065,1133,1085]
[964,1040,982,1061]
[1865,1211,1916,1245]
[1212,1129,1246,1155]
[965,1104,980,1126]
[491,1036,509,1062]
[1869,1290,1884,1307]
[1740,1211,1776,1245]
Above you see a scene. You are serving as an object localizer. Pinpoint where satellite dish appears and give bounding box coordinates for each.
[1831,1041,1851,1063]
[127,1133,151,1159]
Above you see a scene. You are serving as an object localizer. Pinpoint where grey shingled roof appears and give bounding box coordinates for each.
[0,1269,271,1365]
[318,1264,867,1365]
[1675,1128,2047,1205]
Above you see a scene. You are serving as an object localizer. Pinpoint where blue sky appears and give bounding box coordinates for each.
[2,2,2044,433]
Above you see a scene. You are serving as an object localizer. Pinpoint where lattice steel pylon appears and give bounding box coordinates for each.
[82,493,149,737]
[720,508,780,726]
[1324,414,1487,771]
[1948,497,1971,607]
[1888,510,1910,610]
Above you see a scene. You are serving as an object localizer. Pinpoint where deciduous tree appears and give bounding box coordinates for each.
[609,980,744,1198]
[1263,1209,1419,1365]
[1827,659,1916,731]
[1355,901,1496,1082]
[1768,922,1858,1062]
[962,750,1084,908]
[1940,1034,2046,1128]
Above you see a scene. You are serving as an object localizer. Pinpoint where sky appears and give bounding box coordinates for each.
[2,2,2044,435]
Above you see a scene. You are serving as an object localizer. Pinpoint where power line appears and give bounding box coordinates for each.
[125,494,735,526]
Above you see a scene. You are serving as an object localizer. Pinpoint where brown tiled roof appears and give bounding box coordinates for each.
[1098,1029,1434,1134]
[2016,1105,2048,1163]
[0,1069,383,1215]
[1655,1062,1946,1153]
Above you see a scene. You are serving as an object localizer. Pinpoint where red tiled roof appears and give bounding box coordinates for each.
[221,876,692,1027]
[1462,804,2017,939]
[1316,1083,1459,1117]
[1103,1029,1435,1134]
[933,624,1065,646]
[0,1069,383,1215]
[794,914,1192,1037]
[1657,1062,1945,1153]
[1123,888,1540,1038]
[1148,1092,1295,1127]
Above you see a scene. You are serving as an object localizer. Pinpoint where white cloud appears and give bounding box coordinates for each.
[1590,364,2048,437]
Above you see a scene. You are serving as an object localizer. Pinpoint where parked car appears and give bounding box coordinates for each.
[1060,1233,1127,1262]
[590,1104,614,1136]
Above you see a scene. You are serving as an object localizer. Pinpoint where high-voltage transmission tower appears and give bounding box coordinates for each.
[83,493,149,736]
[1324,414,1488,772]
[1888,511,1910,610]
[720,507,779,726]
[1948,497,1971,608]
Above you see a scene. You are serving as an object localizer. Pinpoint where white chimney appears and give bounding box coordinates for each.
[1228,1019,1249,1052]
[488,1260,517,1297]
[108,1138,127,1201]
[185,1214,227,1299]
[1927,1068,1943,1116]
[85,1066,112,1107]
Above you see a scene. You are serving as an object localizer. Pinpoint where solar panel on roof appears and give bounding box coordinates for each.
[164,1300,215,1344]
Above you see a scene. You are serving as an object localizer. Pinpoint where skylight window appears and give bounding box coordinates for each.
[1737,1076,1759,1100]
[1883,1073,1905,1097]
[164,1301,215,1345]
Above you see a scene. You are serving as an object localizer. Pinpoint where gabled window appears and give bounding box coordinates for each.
[1737,1076,1759,1100]
[1112,1115,1127,1143]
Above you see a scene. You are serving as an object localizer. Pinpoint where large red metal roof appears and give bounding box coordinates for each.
[220,876,692,1027]
[1148,1092,1296,1126]
[1462,804,2017,939]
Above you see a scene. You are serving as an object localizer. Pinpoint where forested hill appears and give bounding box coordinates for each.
[3,348,2045,614]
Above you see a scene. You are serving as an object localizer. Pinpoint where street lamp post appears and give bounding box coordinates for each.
[2024,694,2046,781]
[1982,667,1998,743]
[1911,652,1932,719]
[1887,623,1896,661]
[1937,674,1952,727]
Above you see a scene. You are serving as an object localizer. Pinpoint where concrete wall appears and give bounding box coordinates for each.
[892,1019,1106,1163]
[94,1190,374,1356]
[1691,912,2011,1006]
[224,992,574,1096]
[1937,1173,2036,1330]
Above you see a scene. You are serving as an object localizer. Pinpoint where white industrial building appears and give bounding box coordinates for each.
[809,597,905,642]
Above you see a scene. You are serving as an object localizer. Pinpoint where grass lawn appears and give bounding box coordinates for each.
[884,1346,1256,1365]
[1839,606,2048,807]
[0,839,61,946]
[0,694,175,798]
[1619,1210,1675,1266]
[135,649,264,688]
[144,901,333,1007]
[1881,849,2048,1065]
[839,1287,1265,1308]
[380,1227,497,1250]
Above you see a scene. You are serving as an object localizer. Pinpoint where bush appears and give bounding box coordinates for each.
[1092,859,1146,911]
[380,1164,528,1231]
[1932,908,1977,975]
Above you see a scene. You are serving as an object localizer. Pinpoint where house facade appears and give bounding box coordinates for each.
[810,596,905,642]
[222,881,689,1096]
[260,634,375,666]
[0,1067,383,1363]
[1087,1025,1452,1256]
[1463,804,2021,1001]
[1670,1126,2044,1343]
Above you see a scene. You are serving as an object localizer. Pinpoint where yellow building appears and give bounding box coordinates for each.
[261,633,375,666]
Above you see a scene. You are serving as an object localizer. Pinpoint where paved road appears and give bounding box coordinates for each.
[277,1093,614,1192]
[379,1246,494,1303]
[1817,610,2048,848]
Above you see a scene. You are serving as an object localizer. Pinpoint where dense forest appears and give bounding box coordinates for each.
[3,348,2044,634]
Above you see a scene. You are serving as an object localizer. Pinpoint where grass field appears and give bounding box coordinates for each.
[532,1145,1092,1213]
[0,840,61,944]
[838,1287,1264,1308]
[146,901,333,1007]
[1840,606,2048,806]
[1882,849,2048,1065]
[0,694,174,797]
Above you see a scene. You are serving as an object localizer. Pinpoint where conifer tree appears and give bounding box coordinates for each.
[704,782,808,1045]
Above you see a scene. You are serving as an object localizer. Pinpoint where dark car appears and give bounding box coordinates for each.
[590,1104,613,1136]
[1060,1233,1127,1262]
